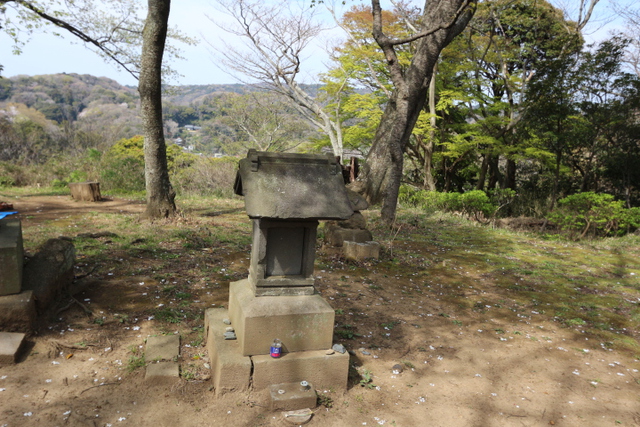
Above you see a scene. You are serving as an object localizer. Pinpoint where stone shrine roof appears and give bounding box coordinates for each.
[234,150,354,220]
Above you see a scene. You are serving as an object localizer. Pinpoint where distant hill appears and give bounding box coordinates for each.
[0,73,324,156]
[0,73,321,120]
[0,73,138,123]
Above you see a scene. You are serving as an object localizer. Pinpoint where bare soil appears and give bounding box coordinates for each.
[1,194,639,427]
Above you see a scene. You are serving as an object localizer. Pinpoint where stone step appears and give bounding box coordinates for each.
[144,334,180,385]
[0,332,26,365]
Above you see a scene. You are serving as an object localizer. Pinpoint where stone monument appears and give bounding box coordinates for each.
[205,150,355,405]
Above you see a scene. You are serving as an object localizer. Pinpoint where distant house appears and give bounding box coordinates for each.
[184,125,202,131]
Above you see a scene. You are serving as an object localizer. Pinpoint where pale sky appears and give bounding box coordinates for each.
[0,0,346,86]
[0,0,634,87]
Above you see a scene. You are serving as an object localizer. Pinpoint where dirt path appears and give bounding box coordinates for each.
[1,195,639,427]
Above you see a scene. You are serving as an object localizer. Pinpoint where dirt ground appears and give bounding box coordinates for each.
[1,194,640,427]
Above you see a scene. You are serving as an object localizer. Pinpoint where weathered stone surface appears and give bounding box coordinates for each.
[343,241,381,261]
[345,188,369,211]
[323,225,373,247]
[0,290,36,332]
[234,150,353,220]
[146,335,180,361]
[204,308,252,395]
[269,382,317,411]
[248,219,317,293]
[0,332,26,365]
[0,217,23,296]
[283,408,314,425]
[69,181,102,202]
[252,349,349,391]
[145,361,179,385]
[22,238,75,311]
[228,280,335,356]
[336,212,368,230]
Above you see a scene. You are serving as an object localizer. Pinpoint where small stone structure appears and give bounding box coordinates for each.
[1,213,76,363]
[0,217,24,296]
[206,150,356,407]
[323,187,380,261]
[69,181,102,202]
[0,215,30,363]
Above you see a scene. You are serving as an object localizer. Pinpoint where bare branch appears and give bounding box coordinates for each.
[13,0,138,78]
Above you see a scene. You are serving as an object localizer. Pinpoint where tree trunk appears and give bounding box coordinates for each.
[504,158,517,190]
[359,0,475,224]
[487,155,500,190]
[139,0,176,219]
[476,154,489,191]
[423,63,437,192]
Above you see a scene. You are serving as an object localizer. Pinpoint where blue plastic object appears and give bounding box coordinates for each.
[0,211,18,220]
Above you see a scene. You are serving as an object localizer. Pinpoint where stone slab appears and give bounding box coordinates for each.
[269,382,317,411]
[234,150,353,220]
[228,279,335,356]
[0,332,26,365]
[204,308,252,395]
[146,335,180,361]
[344,241,381,261]
[252,349,349,391]
[0,217,24,296]
[0,290,36,332]
[145,361,179,385]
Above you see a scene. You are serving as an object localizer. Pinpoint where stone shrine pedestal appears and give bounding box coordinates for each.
[205,151,355,402]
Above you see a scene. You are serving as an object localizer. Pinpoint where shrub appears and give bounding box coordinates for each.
[399,186,498,221]
[549,192,638,239]
[100,156,145,194]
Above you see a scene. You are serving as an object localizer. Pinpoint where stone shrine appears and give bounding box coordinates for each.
[205,150,355,404]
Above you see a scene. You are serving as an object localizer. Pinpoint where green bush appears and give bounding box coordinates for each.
[0,175,15,187]
[399,186,497,221]
[549,192,638,239]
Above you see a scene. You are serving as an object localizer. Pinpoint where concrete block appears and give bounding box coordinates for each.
[0,332,26,365]
[343,241,381,261]
[0,217,23,296]
[204,308,252,395]
[69,181,102,201]
[228,280,335,356]
[269,382,317,411]
[252,349,349,391]
[22,238,75,311]
[0,290,36,332]
[145,361,179,385]
[146,335,180,361]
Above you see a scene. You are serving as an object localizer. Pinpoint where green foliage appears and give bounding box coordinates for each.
[100,155,145,195]
[0,175,15,187]
[100,135,199,195]
[399,186,498,220]
[549,192,639,238]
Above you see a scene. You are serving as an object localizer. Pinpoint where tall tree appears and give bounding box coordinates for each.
[139,0,175,219]
[356,0,476,223]
[1,0,188,219]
